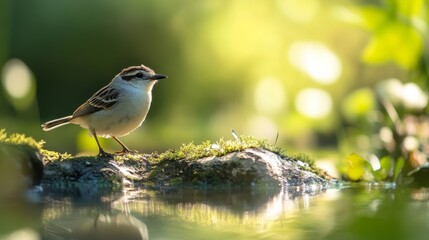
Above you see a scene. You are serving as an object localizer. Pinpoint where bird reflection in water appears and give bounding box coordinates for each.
[45,213,148,240]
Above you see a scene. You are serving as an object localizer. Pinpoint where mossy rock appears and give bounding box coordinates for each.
[147,148,329,188]
[41,137,330,190]
[0,129,331,190]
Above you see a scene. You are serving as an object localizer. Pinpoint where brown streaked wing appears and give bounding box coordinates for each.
[71,85,119,119]
[71,102,101,119]
[88,85,119,109]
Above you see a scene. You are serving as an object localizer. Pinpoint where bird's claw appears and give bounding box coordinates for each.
[115,149,138,155]
[97,151,113,158]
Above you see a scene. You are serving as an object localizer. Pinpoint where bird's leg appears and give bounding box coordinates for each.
[91,129,112,157]
[112,136,137,154]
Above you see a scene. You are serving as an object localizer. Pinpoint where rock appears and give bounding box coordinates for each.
[0,143,44,200]
[42,148,329,190]
[0,130,329,190]
[149,148,329,189]
[42,156,145,188]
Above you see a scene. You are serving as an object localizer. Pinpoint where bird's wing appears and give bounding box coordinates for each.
[71,85,120,119]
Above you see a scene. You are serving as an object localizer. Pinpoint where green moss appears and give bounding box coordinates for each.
[148,136,300,161]
[113,152,143,162]
[0,129,71,161]
[149,136,284,162]
[146,135,325,178]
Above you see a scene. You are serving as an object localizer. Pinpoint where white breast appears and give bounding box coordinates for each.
[74,83,153,137]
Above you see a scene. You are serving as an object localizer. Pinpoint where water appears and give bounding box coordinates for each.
[1,185,429,240]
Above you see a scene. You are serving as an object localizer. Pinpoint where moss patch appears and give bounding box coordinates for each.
[0,129,71,161]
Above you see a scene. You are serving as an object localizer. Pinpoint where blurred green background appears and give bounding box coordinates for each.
[1,0,428,179]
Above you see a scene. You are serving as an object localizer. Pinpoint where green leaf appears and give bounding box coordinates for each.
[358,6,389,31]
[393,157,405,182]
[362,22,423,69]
[373,156,393,181]
[344,153,366,181]
[341,88,376,121]
[396,0,424,17]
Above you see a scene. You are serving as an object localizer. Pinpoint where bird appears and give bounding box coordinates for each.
[41,64,167,157]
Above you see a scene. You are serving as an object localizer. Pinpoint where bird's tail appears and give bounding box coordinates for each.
[41,116,73,131]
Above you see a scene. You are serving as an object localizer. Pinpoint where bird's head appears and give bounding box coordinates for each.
[115,64,167,91]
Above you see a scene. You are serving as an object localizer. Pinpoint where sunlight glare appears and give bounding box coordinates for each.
[324,189,341,201]
[2,228,40,240]
[295,88,332,118]
[288,42,341,84]
[204,1,282,67]
[263,191,284,220]
[1,59,32,99]
[254,77,286,114]
[277,0,320,23]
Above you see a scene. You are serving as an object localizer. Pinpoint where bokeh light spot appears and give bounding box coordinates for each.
[254,77,286,115]
[288,42,342,84]
[295,88,332,118]
[376,78,403,104]
[246,115,278,140]
[402,82,428,110]
[377,79,428,110]
[2,59,32,99]
[403,136,419,151]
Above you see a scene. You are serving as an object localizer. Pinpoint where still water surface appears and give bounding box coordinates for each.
[1,185,429,240]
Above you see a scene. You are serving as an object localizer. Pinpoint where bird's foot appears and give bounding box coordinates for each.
[97,150,114,158]
[115,149,138,155]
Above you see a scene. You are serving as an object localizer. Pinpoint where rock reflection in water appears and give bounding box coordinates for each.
[111,185,327,227]
[4,185,429,240]
[19,184,326,240]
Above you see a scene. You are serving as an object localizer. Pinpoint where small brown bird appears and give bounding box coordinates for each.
[41,65,167,156]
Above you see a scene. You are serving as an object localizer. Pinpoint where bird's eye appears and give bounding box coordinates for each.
[136,72,143,78]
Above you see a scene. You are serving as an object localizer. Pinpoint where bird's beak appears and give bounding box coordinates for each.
[150,74,168,80]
